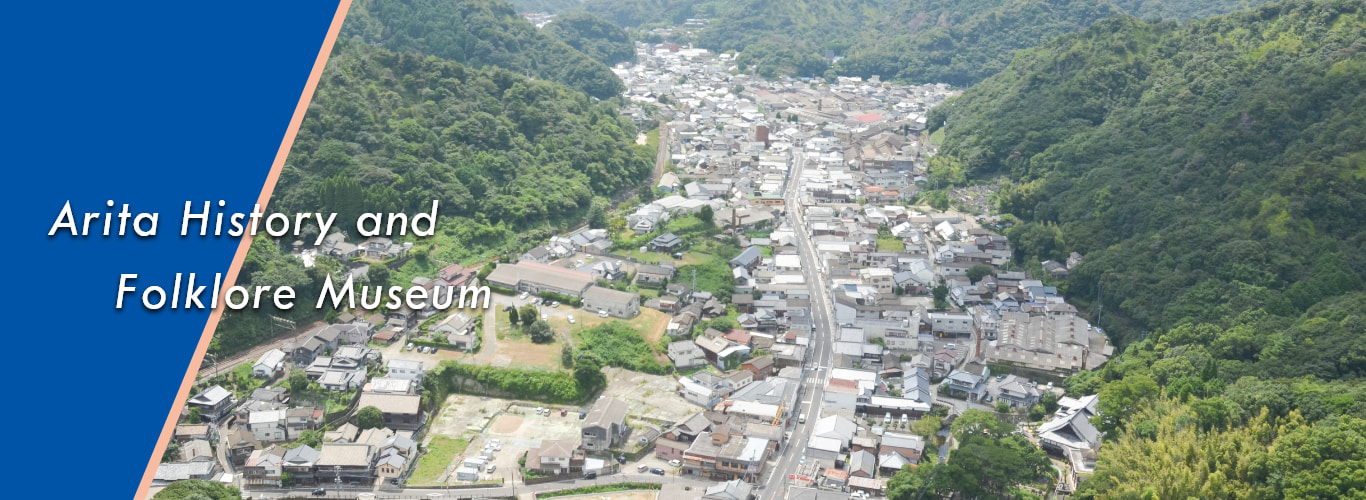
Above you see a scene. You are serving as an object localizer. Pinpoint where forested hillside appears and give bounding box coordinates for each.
[574,0,1255,85]
[340,0,624,98]
[837,0,1125,86]
[505,0,581,13]
[543,12,636,66]
[906,1,1366,494]
[211,37,651,356]
[927,0,1366,347]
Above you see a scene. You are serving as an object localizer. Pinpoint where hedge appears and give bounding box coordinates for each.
[539,291,582,307]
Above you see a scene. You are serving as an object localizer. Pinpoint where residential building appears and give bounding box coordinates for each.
[582,396,630,451]
[582,285,640,318]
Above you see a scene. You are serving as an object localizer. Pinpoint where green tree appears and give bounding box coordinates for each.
[699,205,714,227]
[561,343,574,368]
[152,480,241,500]
[367,265,391,288]
[526,320,555,344]
[161,440,181,463]
[586,201,608,229]
[288,371,310,395]
[357,406,385,430]
[520,304,538,327]
[296,429,323,448]
[932,284,948,309]
[574,357,606,394]
[1028,404,1047,421]
[951,409,1013,440]
[936,433,1052,498]
[508,306,520,325]
[996,401,1011,413]
[966,264,993,283]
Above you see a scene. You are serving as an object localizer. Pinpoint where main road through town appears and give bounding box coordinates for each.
[756,149,839,500]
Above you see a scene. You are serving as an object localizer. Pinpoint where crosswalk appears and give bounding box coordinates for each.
[803,375,824,385]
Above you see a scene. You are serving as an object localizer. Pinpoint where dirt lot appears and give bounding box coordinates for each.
[419,395,587,485]
[599,367,700,426]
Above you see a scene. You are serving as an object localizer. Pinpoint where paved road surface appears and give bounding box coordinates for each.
[757,149,839,500]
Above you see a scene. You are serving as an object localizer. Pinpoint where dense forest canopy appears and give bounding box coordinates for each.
[927,0,1366,348]
[543,11,637,67]
[505,0,582,13]
[340,0,625,98]
[573,0,1257,85]
[901,1,1366,493]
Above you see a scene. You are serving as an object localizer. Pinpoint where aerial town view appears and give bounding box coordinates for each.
[149,0,1366,499]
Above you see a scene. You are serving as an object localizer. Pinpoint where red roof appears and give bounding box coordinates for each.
[854,113,884,124]
[725,329,753,344]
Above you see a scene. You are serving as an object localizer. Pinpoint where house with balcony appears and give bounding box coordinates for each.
[581,397,630,451]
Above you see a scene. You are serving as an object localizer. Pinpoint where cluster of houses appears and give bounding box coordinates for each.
[159,351,429,489]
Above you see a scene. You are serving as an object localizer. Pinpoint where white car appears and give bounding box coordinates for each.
[668,459,682,467]
[405,343,415,351]
[541,314,549,321]
[568,315,575,324]
[519,291,528,299]
[598,310,609,318]
[486,464,496,473]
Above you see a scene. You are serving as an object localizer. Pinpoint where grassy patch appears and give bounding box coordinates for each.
[409,436,470,485]
[929,128,945,146]
[646,128,660,151]
[576,323,670,374]
[877,236,905,252]
[538,482,663,498]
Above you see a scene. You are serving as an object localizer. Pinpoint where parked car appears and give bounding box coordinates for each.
[560,409,568,417]
[668,459,682,467]
[798,415,806,424]
[502,305,512,312]
[486,464,496,473]
[531,297,542,305]
[598,310,609,318]
[406,343,415,351]
[996,374,1005,382]
[650,468,666,476]
[312,489,326,497]
[637,465,649,473]
[541,314,548,321]
[583,472,597,480]
[519,291,528,299]
[550,301,560,308]
[567,315,575,324]
[580,411,588,420]
[430,347,438,354]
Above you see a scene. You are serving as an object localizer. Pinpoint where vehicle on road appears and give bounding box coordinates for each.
[312,489,326,496]
[583,472,597,480]
[798,415,806,424]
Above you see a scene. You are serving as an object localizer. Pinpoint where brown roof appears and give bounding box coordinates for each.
[357,393,421,415]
